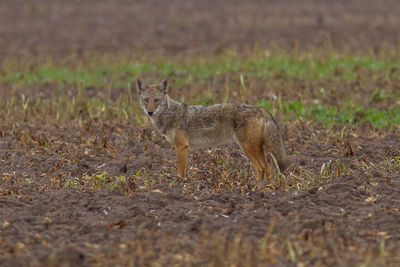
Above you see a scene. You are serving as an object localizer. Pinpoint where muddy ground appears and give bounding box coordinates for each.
[1,119,400,265]
[1,0,400,266]
[1,0,400,57]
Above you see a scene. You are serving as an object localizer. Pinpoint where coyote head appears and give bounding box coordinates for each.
[136,79,169,117]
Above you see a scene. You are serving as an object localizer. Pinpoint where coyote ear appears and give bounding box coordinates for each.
[159,80,169,94]
[136,79,147,93]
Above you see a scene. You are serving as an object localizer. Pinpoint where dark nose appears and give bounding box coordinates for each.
[147,111,153,116]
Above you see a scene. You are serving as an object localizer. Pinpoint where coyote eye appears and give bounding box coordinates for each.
[143,99,149,103]
[154,99,160,103]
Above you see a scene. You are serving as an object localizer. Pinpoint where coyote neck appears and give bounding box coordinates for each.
[148,95,186,135]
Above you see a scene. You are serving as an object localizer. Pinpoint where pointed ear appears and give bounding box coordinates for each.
[136,79,147,94]
[158,80,169,94]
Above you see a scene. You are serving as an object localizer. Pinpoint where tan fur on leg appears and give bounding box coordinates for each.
[174,130,189,178]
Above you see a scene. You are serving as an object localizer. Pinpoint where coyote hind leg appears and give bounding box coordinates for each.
[236,137,266,180]
[235,119,268,180]
[241,144,265,180]
[261,149,274,184]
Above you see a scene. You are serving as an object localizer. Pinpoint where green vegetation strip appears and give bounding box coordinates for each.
[1,51,399,87]
[2,94,397,129]
[1,50,399,129]
[258,99,400,128]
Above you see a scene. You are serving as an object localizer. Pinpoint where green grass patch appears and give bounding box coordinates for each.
[1,92,398,129]
[63,172,135,192]
[258,99,400,128]
[1,49,399,129]
[1,50,399,88]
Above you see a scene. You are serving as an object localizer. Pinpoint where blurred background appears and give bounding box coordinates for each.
[1,0,399,57]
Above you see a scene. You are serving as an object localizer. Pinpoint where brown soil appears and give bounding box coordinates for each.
[1,0,399,57]
[1,119,400,265]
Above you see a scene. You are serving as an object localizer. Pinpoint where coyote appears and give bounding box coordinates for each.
[136,79,287,182]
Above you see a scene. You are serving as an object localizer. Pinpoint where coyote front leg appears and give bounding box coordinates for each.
[174,131,189,178]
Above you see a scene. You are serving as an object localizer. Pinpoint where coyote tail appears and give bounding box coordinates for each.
[263,115,287,172]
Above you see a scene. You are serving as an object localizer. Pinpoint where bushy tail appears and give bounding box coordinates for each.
[263,115,287,172]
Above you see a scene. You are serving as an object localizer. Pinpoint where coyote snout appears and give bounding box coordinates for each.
[137,79,287,183]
